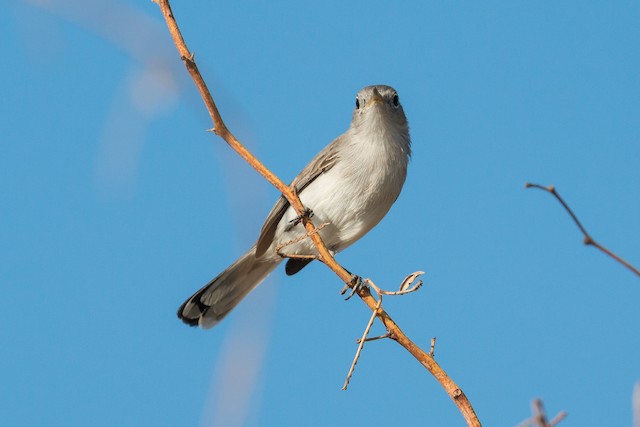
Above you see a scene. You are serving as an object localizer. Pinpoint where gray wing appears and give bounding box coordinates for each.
[255,136,342,257]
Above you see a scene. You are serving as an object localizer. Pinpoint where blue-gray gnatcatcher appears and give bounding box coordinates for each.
[178,85,411,328]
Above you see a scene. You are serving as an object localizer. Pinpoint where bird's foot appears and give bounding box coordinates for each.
[289,207,314,226]
[341,274,367,300]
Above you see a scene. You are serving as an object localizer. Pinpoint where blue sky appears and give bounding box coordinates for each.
[2,1,639,426]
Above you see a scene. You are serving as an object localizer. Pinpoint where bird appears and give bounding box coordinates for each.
[178,85,411,329]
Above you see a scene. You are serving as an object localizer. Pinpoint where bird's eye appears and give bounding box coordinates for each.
[355,97,360,109]
[392,94,399,107]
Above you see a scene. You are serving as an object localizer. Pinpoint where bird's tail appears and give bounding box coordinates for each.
[177,246,279,329]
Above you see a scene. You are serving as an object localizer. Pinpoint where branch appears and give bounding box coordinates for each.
[153,2,481,425]
[525,183,640,278]
[342,293,382,390]
[516,399,567,427]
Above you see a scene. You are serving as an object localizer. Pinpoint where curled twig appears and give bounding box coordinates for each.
[366,271,425,296]
[526,183,640,278]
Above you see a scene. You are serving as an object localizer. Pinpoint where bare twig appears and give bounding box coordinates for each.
[275,222,329,257]
[343,274,426,388]
[381,271,425,295]
[547,412,568,427]
[154,2,481,425]
[344,273,426,387]
[342,295,383,390]
[525,183,640,278]
[364,271,424,296]
[399,270,425,292]
[429,337,436,357]
[356,333,391,344]
[516,399,567,427]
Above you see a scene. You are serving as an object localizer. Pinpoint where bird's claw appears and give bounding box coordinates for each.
[341,274,367,300]
[289,208,314,226]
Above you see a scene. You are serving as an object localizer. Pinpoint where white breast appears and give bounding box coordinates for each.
[272,120,410,257]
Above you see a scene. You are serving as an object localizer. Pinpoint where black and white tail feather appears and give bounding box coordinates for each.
[177,246,279,328]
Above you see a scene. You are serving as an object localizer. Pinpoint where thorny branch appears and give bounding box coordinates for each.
[525,183,640,278]
[154,1,481,425]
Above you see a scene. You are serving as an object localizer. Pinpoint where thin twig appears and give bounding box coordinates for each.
[525,182,640,278]
[342,295,383,390]
[548,411,568,427]
[356,333,391,344]
[516,398,567,427]
[365,271,425,296]
[154,2,481,425]
[344,276,425,386]
[429,337,436,357]
[275,222,329,257]
[399,270,425,292]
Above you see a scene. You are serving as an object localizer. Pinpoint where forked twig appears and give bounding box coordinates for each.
[154,2,481,425]
[342,295,383,390]
[343,272,427,388]
[525,183,640,278]
[516,399,567,427]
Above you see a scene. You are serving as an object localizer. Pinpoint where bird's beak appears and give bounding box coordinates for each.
[369,87,384,106]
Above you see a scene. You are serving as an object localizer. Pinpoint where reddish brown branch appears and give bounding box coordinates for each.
[152,0,343,282]
[525,183,640,278]
[154,1,481,425]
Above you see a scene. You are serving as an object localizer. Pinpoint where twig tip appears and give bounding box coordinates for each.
[429,336,437,357]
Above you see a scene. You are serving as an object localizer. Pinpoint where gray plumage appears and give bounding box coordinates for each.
[178,85,411,329]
